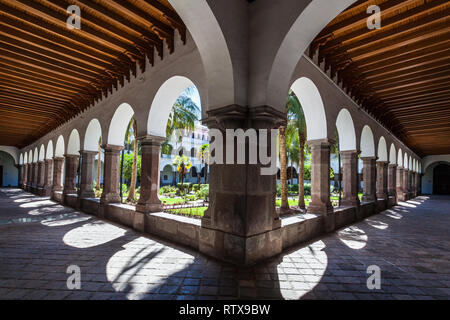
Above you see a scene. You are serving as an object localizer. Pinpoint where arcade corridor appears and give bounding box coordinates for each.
[1,188,449,300]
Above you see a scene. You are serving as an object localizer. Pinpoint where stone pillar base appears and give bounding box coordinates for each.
[133,211,145,232]
[100,193,121,204]
[136,203,163,213]
[199,226,282,266]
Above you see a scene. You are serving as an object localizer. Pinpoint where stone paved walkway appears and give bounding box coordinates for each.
[0,188,449,300]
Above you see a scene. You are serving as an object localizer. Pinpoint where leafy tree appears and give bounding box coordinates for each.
[121,152,141,184]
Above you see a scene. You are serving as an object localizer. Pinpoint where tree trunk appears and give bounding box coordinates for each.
[126,119,137,203]
[280,126,289,209]
[298,138,305,209]
[96,140,101,190]
[204,164,208,184]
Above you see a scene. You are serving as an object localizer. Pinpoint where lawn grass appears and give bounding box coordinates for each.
[160,197,186,205]
[167,206,207,217]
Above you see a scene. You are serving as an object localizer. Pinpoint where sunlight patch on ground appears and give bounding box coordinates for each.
[42,215,91,227]
[383,209,403,219]
[365,218,389,230]
[106,237,195,300]
[398,201,416,208]
[278,240,328,300]
[407,200,421,205]
[337,226,368,249]
[63,220,127,248]
[19,200,55,208]
[28,204,67,216]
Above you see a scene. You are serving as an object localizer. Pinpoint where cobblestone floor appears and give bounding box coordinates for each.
[0,188,449,300]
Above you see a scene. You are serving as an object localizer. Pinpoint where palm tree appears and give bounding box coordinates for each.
[279,124,289,209]
[197,143,210,186]
[95,137,101,191]
[286,91,307,209]
[125,117,138,203]
[166,93,200,139]
[286,120,300,186]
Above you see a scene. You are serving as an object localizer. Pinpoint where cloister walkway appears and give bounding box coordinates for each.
[0,188,449,300]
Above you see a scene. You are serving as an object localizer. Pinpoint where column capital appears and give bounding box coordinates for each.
[203,104,285,130]
[137,135,166,146]
[376,160,389,165]
[102,144,124,153]
[53,156,65,161]
[64,154,80,159]
[388,163,398,168]
[307,138,335,148]
[339,149,360,156]
[361,156,377,161]
[79,150,98,155]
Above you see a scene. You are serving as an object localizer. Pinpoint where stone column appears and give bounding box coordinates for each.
[79,151,96,199]
[32,162,38,190]
[37,161,45,192]
[402,169,409,201]
[361,157,377,202]
[411,172,416,197]
[43,159,53,196]
[52,157,64,193]
[396,166,404,201]
[340,150,360,207]
[16,165,22,187]
[100,145,123,204]
[63,154,80,196]
[415,173,420,195]
[388,163,397,198]
[376,161,389,200]
[22,164,28,189]
[136,136,165,213]
[27,164,32,190]
[307,139,334,231]
[408,170,413,198]
[199,106,284,266]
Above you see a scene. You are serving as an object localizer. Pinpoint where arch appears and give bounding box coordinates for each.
[404,153,409,169]
[46,140,54,159]
[360,125,375,157]
[389,144,396,164]
[28,150,32,164]
[33,147,38,163]
[147,76,197,138]
[168,0,234,108]
[397,148,403,167]
[55,135,65,157]
[419,162,422,173]
[84,118,102,152]
[39,145,45,161]
[377,137,388,162]
[19,153,23,165]
[67,129,81,155]
[290,77,327,141]
[336,108,356,151]
[409,157,413,172]
[0,146,19,164]
[267,0,358,110]
[108,103,134,146]
[433,164,450,194]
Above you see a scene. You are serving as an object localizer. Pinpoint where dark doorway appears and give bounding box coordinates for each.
[433,164,450,195]
[0,166,3,187]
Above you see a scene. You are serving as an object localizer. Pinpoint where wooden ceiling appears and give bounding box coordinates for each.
[0,0,185,148]
[310,0,450,157]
